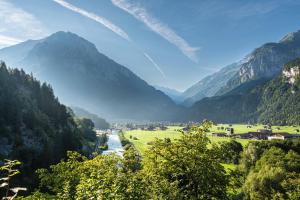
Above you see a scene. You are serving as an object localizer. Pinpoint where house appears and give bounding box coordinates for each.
[268,133,300,140]
[257,129,272,134]
[225,127,234,133]
[211,132,227,137]
[233,131,272,140]
[182,126,191,132]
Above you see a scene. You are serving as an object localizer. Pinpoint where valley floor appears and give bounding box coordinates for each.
[124,124,300,155]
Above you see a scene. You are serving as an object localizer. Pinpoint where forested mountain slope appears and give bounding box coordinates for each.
[188,57,300,125]
[0,62,95,188]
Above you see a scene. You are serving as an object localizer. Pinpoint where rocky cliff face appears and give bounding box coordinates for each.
[217,30,300,95]
[283,66,300,84]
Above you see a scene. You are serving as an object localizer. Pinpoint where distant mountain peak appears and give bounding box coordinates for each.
[37,31,98,55]
[0,31,180,121]
[279,30,300,43]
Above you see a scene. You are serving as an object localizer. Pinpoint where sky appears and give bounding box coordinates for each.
[1,0,300,91]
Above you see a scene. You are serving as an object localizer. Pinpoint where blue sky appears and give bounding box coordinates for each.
[1,0,300,91]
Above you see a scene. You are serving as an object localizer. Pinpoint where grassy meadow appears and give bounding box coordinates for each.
[123,124,300,154]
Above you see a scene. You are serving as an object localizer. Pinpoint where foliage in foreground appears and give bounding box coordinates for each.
[21,121,229,199]
[4,122,300,199]
[0,160,26,199]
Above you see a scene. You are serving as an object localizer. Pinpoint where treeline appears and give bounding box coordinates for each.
[71,106,110,130]
[0,62,97,189]
[5,121,299,199]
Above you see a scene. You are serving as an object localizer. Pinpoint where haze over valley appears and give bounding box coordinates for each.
[1,1,300,199]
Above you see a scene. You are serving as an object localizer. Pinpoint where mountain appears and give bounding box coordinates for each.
[154,85,183,103]
[187,57,300,125]
[217,30,300,95]
[258,57,300,125]
[186,79,266,123]
[181,62,241,106]
[0,31,180,121]
[71,106,110,129]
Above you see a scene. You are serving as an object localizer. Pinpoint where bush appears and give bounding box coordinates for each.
[98,144,108,151]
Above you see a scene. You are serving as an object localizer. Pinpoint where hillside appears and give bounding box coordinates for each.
[0,62,96,188]
[258,58,300,125]
[188,57,300,125]
[154,85,183,103]
[0,32,181,121]
[71,106,110,130]
[181,62,241,106]
[217,30,300,95]
[187,79,266,123]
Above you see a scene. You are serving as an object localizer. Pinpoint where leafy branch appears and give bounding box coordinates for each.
[0,160,26,200]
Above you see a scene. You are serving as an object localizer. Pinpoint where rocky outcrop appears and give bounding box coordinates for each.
[283,66,300,84]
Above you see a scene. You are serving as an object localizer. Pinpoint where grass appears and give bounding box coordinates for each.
[124,126,251,155]
[209,124,300,134]
[208,136,249,147]
[124,124,300,155]
[124,126,182,154]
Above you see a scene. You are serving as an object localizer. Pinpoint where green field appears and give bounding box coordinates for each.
[124,124,300,154]
[124,126,182,154]
[210,124,300,134]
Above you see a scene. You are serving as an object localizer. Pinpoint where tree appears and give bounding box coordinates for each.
[220,140,243,164]
[0,160,26,199]
[142,121,229,199]
[243,147,300,199]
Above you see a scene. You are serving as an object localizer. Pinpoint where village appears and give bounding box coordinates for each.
[211,126,300,140]
[111,122,300,141]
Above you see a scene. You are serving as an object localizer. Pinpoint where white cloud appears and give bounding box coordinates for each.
[111,0,199,62]
[143,52,166,78]
[0,35,23,46]
[53,0,130,41]
[0,0,46,47]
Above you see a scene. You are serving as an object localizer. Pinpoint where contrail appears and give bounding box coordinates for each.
[53,0,166,78]
[111,0,199,62]
[143,53,166,78]
[53,0,130,41]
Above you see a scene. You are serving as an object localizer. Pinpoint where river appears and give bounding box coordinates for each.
[102,130,124,157]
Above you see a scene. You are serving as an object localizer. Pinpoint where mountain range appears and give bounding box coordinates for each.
[181,30,300,106]
[1,30,300,125]
[180,62,241,106]
[154,85,183,104]
[187,57,300,125]
[0,32,181,121]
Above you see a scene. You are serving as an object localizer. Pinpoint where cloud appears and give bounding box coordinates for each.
[53,0,130,41]
[0,0,46,47]
[53,0,166,77]
[111,0,199,62]
[0,35,23,46]
[143,53,166,78]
